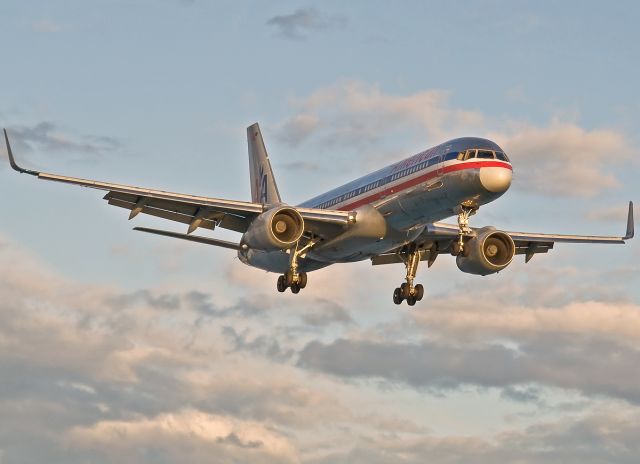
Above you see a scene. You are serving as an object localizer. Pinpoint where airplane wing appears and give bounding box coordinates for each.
[372,202,634,265]
[3,129,352,241]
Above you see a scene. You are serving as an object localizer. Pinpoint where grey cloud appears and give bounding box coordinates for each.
[186,291,268,319]
[309,409,640,464]
[298,336,640,403]
[277,160,321,172]
[500,385,543,403]
[266,8,346,40]
[300,299,354,327]
[106,289,181,311]
[222,326,295,362]
[6,121,121,159]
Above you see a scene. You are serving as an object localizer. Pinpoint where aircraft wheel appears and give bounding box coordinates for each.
[415,284,424,301]
[451,242,462,256]
[299,272,308,289]
[291,283,301,294]
[393,288,403,305]
[277,275,287,293]
[406,295,417,306]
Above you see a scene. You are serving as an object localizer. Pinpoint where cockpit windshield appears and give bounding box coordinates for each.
[459,148,510,162]
[495,151,510,162]
[476,150,494,159]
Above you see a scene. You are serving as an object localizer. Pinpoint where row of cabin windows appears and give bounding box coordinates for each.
[317,152,452,209]
[316,149,505,208]
[457,149,510,162]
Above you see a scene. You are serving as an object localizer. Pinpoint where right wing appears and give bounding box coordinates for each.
[372,202,634,266]
[4,129,353,241]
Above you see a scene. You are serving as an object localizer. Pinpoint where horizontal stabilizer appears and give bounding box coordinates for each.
[133,227,241,250]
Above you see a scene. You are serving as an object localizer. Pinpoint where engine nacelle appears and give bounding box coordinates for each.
[456,227,515,275]
[241,206,304,251]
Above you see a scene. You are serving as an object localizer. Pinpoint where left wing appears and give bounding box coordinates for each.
[372,202,634,265]
[3,129,353,240]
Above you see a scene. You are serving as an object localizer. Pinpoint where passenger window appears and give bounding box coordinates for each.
[477,150,495,159]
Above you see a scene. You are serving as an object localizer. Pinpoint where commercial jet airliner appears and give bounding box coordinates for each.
[3,124,634,305]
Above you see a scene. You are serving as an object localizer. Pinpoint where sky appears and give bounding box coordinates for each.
[1,1,639,462]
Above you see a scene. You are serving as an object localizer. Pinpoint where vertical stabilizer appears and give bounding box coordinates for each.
[247,123,282,205]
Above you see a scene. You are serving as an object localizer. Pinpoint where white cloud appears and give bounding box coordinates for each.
[276,81,631,197]
[490,121,630,197]
[67,410,299,463]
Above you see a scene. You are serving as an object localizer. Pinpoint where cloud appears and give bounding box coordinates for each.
[4,122,121,162]
[586,204,632,222]
[66,409,299,464]
[33,19,61,33]
[1,226,639,463]
[300,299,354,327]
[275,80,631,196]
[266,8,346,40]
[298,334,640,403]
[490,122,630,197]
[277,81,485,150]
[309,407,640,464]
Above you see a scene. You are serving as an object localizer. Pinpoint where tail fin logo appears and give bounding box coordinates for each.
[257,165,268,204]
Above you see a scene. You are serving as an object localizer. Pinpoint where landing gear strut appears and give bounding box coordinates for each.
[451,206,477,256]
[276,239,316,294]
[392,245,425,306]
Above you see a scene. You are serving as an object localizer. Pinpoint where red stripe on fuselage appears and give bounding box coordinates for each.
[337,160,512,211]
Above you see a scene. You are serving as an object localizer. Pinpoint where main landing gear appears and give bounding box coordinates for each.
[277,271,307,294]
[276,239,316,294]
[392,245,425,306]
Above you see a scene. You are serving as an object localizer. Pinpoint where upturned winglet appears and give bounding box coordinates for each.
[3,128,39,176]
[625,201,634,240]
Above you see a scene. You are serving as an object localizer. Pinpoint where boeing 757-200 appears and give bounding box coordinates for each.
[3,124,634,306]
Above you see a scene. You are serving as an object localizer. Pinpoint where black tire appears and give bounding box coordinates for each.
[415,284,424,301]
[299,272,308,289]
[277,275,287,293]
[291,283,301,294]
[451,241,462,256]
[407,296,416,306]
[393,287,403,305]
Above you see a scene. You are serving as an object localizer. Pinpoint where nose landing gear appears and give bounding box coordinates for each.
[392,246,425,306]
[451,205,477,256]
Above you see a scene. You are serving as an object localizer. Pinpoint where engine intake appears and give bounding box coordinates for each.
[456,227,515,275]
[242,206,304,251]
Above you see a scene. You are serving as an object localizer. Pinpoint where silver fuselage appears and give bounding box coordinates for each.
[238,137,513,273]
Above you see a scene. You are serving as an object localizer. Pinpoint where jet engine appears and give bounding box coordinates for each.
[456,227,515,275]
[241,206,304,251]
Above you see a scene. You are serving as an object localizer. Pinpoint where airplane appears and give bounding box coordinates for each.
[3,124,634,306]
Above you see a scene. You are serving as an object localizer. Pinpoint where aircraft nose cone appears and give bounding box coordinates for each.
[479,166,512,193]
